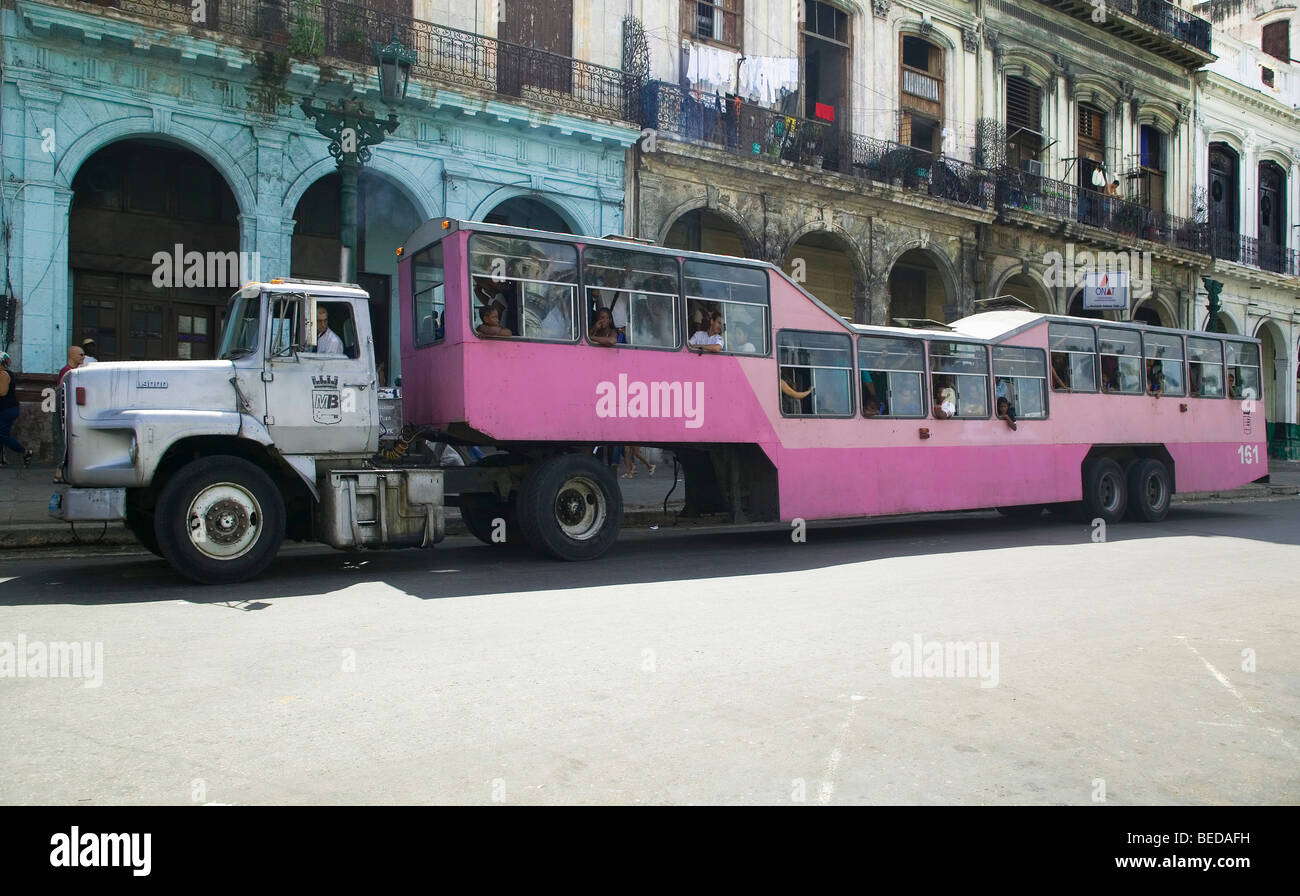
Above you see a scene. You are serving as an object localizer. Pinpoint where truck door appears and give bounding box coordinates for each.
[262,293,377,455]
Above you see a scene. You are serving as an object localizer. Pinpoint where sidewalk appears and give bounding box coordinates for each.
[2,459,1295,551]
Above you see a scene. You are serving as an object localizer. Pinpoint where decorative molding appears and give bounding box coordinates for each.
[872,0,890,19]
[962,26,979,53]
[985,28,1002,63]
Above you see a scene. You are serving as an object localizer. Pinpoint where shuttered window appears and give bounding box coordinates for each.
[1006,77,1041,132]
[1262,20,1290,63]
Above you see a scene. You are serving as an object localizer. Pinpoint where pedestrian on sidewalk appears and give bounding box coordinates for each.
[622,446,655,479]
[0,352,34,467]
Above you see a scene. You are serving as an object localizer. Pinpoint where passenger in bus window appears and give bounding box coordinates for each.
[1100,356,1120,393]
[1146,360,1165,398]
[1228,370,1242,399]
[1188,363,1203,397]
[893,378,921,416]
[689,311,725,353]
[1051,353,1071,391]
[996,397,1018,431]
[780,369,813,413]
[476,304,513,338]
[475,278,515,331]
[539,288,571,340]
[933,375,957,418]
[729,320,757,353]
[589,307,622,347]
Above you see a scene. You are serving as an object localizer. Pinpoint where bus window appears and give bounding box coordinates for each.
[1048,323,1097,392]
[1187,336,1224,398]
[1142,332,1185,397]
[777,331,854,417]
[1225,341,1261,400]
[684,260,769,355]
[992,345,1048,419]
[583,247,680,349]
[1098,328,1143,394]
[468,234,578,341]
[930,342,990,418]
[857,335,925,417]
[412,241,444,346]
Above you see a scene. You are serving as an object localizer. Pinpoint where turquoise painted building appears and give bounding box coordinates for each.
[1,0,638,397]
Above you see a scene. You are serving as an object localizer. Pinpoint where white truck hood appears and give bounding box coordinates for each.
[69,360,240,419]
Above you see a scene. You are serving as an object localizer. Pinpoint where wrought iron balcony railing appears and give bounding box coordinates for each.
[1111,0,1212,52]
[1211,229,1300,275]
[641,81,993,210]
[79,0,631,121]
[995,168,1208,252]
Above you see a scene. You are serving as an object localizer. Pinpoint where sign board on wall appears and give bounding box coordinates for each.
[1082,270,1129,311]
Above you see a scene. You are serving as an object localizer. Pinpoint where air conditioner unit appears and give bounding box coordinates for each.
[1021,159,1042,175]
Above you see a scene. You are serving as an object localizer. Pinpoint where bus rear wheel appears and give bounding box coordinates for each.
[517,454,623,561]
[1126,458,1171,523]
[1082,457,1127,524]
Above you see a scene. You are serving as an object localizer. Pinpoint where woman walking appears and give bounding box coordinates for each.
[0,352,34,467]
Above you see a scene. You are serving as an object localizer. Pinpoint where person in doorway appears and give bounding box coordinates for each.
[315,307,345,354]
[0,352,33,467]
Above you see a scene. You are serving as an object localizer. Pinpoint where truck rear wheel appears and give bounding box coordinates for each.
[1126,458,1171,522]
[155,456,285,585]
[517,454,622,561]
[458,493,519,547]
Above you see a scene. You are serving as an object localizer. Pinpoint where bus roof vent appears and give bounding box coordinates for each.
[600,233,657,245]
[892,318,953,331]
[972,295,1035,312]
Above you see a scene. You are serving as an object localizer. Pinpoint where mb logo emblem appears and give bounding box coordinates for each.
[312,374,342,424]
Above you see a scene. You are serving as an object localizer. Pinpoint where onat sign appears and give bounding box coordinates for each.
[1082,270,1129,311]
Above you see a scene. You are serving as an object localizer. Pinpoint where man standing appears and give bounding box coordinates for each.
[315,307,345,354]
[54,345,85,482]
[81,338,99,364]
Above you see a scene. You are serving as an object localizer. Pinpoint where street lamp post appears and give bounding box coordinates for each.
[300,28,415,284]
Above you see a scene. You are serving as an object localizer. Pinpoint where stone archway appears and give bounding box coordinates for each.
[887,246,958,323]
[993,271,1052,313]
[480,195,575,233]
[68,138,241,362]
[1256,318,1288,425]
[783,228,866,320]
[662,207,759,258]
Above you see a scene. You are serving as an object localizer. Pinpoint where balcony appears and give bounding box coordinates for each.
[49,0,631,121]
[991,0,1213,69]
[996,169,1208,253]
[641,81,993,211]
[1211,230,1300,275]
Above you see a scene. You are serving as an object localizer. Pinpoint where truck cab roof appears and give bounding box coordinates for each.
[236,279,370,299]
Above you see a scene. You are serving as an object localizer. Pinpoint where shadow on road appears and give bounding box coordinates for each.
[0,499,1294,608]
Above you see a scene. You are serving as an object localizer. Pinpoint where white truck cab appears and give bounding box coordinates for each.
[50,278,445,584]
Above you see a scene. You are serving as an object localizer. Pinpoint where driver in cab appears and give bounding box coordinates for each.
[315,307,345,354]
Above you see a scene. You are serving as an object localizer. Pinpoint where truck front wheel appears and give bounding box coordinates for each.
[155,456,285,585]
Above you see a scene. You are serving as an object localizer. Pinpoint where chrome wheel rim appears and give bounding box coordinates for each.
[186,482,262,560]
[553,476,605,541]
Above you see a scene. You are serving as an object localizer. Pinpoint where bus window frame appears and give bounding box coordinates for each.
[411,240,446,349]
[684,259,772,358]
[1186,335,1226,399]
[1048,322,1099,394]
[992,344,1050,421]
[776,328,857,419]
[466,233,580,345]
[1097,325,1145,396]
[1141,331,1187,398]
[1224,339,1262,401]
[928,339,992,420]
[580,245,684,353]
[856,334,929,419]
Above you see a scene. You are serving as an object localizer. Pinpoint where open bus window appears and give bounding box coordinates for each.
[992,345,1048,419]
[777,331,854,417]
[1098,328,1144,394]
[583,247,680,349]
[929,342,990,418]
[468,234,578,341]
[1142,332,1185,397]
[1225,341,1261,400]
[1187,336,1225,398]
[857,335,925,417]
[684,260,769,354]
[412,241,445,346]
[1048,323,1097,392]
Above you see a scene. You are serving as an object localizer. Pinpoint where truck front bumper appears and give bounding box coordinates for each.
[49,486,127,522]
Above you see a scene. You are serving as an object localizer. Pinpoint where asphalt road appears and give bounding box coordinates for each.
[1,498,1297,805]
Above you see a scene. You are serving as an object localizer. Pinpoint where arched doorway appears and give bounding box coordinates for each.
[1257,320,1286,425]
[1209,143,1239,260]
[998,272,1051,312]
[69,139,240,361]
[784,231,860,320]
[1066,290,1104,320]
[482,196,573,233]
[663,208,753,258]
[291,170,422,382]
[1131,301,1168,327]
[888,249,951,322]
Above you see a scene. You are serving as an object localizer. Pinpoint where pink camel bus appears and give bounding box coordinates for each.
[397,219,1268,559]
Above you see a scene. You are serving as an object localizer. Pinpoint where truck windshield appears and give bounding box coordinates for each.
[218,292,262,359]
